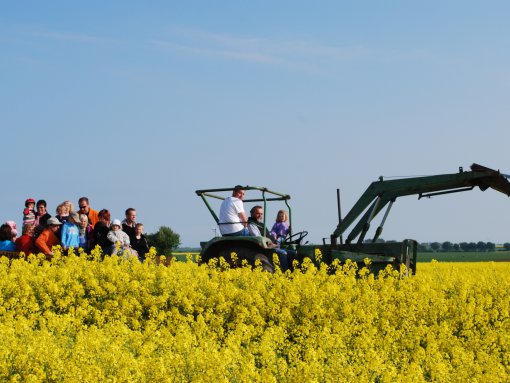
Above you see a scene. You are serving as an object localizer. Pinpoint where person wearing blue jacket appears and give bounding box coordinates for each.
[0,223,16,251]
[61,211,80,253]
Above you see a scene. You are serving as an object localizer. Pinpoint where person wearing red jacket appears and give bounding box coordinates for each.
[15,223,36,255]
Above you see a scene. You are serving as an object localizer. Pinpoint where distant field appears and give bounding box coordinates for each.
[172,251,510,263]
[417,251,510,262]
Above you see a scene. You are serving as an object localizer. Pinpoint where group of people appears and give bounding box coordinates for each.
[0,197,150,260]
[218,185,295,269]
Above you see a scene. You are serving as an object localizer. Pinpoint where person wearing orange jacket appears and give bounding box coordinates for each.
[77,197,99,228]
[35,217,62,255]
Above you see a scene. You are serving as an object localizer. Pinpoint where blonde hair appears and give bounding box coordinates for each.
[78,214,89,229]
[63,200,74,212]
[276,210,288,222]
[56,203,65,215]
[79,214,88,223]
[56,201,75,216]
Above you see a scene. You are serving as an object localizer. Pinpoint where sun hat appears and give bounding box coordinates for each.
[69,211,80,223]
[46,217,63,226]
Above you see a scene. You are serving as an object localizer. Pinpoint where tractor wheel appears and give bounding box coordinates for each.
[250,252,275,273]
[207,246,274,273]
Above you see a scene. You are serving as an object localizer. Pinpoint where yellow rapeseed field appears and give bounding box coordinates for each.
[0,248,508,382]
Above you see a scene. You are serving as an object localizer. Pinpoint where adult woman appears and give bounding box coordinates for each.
[34,200,51,227]
[93,209,111,254]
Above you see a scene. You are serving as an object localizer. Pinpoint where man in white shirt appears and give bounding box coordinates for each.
[219,185,249,236]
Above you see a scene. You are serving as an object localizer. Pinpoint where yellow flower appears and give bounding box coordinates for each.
[0,250,508,382]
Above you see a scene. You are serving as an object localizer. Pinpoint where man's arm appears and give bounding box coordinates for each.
[238,212,247,227]
[35,231,51,255]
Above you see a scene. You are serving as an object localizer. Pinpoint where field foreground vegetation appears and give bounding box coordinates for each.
[0,249,509,382]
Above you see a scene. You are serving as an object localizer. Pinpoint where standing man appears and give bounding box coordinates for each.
[218,185,249,236]
[122,208,137,242]
[247,205,269,237]
[78,197,99,228]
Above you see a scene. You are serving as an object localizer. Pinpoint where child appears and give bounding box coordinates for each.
[131,223,150,261]
[23,198,36,228]
[270,210,290,243]
[107,219,131,255]
[55,202,70,224]
[61,212,80,252]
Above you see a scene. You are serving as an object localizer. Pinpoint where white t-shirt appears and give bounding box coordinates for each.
[219,196,245,234]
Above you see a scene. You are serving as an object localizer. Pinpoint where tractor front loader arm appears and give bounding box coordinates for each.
[331,163,510,245]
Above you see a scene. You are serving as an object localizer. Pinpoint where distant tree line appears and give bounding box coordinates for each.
[419,241,499,252]
[364,238,507,252]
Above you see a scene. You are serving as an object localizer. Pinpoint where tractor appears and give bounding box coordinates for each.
[195,186,301,273]
[196,163,510,274]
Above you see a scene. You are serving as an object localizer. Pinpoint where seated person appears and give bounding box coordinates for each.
[218,186,249,237]
[246,207,296,271]
[247,205,270,237]
[270,210,290,243]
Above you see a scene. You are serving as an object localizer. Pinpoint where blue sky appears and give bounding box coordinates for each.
[2,1,510,247]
